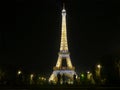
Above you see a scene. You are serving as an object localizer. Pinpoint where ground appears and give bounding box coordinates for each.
[0,85,120,90]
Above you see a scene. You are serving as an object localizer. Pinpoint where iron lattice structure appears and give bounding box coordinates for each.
[49,5,77,84]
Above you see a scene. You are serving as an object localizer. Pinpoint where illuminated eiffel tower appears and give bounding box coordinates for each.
[49,4,77,84]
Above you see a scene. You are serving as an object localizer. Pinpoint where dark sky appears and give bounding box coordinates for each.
[0,0,120,75]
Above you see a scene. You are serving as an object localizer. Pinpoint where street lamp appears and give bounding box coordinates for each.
[87,71,92,80]
[95,64,102,84]
[96,64,102,77]
[30,74,34,84]
[87,71,95,84]
[30,74,34,80]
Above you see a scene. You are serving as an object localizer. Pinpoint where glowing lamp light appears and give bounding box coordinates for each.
[81,73,85,78]
[30,74,34,79]
[18,70,22,75]
[87,71,90,74]
[97,64,101,69]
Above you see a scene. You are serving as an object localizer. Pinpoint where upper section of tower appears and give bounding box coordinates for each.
[62,3,66,16]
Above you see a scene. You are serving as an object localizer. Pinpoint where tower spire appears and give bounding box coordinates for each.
[61,3,67,51]
[63,3,65,9]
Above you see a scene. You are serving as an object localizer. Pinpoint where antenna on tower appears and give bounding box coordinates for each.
[63,3,65,9]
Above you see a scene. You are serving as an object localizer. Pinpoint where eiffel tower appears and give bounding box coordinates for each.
[49,4,77,84]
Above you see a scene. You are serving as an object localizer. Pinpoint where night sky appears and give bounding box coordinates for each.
[0,0,120,75]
